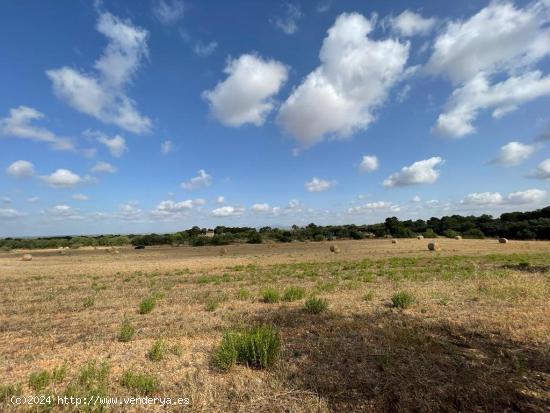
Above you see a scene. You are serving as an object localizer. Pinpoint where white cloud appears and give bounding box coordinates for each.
[507,188,547,204]
[47,204,81,219]
[491,141,535,165]
[203,54,288,127]
[87,130,128,157]
[383,157,443,187]
[531,158,550,179]
[151,199,203,219]
[27,197,40,203]
[348,201,400,214]
[305,177,336,192]
[194,41,217,57]
[153,0,185,25]
[427,2,550,85]
[250,203,271,213]
[460,189,547,205]
[411,195,421,202]
[278,13,409,146]
[2,197,11,205]
[0,106,74,150]
[432,71,550,137]
[46,12,151,134]
[0,208,26,219]
[273,3,302,34]
[181,169,212,190]
[359,155,379,172]
[216,196,225,204]
[161,140,173,154]
[316,0,331,13]
[7,160,35,178]
[389,10,436,37]
[40,169,82,188]
[72,193,89,201]
[211,206,244,217]
[119,202,142,221]
[91,161,117,173]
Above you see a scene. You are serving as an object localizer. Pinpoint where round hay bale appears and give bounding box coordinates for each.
[454,236,462,240]
[428,242,441,251]
[329,244,340,253]
[21,253,33,261]
[498,238,508,244]
[417,235,424,240]
[219,247,228,256]
[391,239,398,244]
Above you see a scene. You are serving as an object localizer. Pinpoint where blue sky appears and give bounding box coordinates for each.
[1,0,549,237]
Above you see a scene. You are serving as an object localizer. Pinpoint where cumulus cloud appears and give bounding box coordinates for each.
[305,177,336,192]
[531,158,550,179]
[40,169,82,188]
[87,130,128,157]
[250,203,272,213]
[383,157,443,187]
[153,0,185,25]
[359,155,379,172]
[272,3,302,34]
[45,204,82,220]
[461,189,547,205]
[491,141,535,165]
[348,201,400,214]
[389,10,436,37]
[428,2,550,137]
[151,198,203,219]
[160,140,173,155]
[181,169,212,190]
[7,160,35,178]
[119,202,142,220]
[72,193,89,201]
[46,12,151,133]
[216,196,225,204]
[278,13,409,146]
[432,71,550,137]
[0,106,74,150]
[0,208,26,219]
[27,197,40,203]
[203,54,288,127]
[211,205,244,217]
[194,41,217,57]
[91,161,117,173]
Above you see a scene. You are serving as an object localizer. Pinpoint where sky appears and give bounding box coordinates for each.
[1,0,550,237]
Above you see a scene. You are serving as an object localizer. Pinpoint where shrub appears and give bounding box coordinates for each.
[139,296,156,314]
[83,295,95,308]
[304,297,328,314]
[78,361,110,386]
[282,286,305,302]
[262,288,280,303]
[118,318,135,342]
[423,229,438,238]
[313,233,325,242]
[120,371,158,395]
[29,370,50,391]
[213,326,280,371]
[463,228,485,239]
[247,231,263,244]
[443,229,460,238]
[391,291,415,309]
[147,338,165,362]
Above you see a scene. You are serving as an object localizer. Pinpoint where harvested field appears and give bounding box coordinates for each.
[0,239,549,412]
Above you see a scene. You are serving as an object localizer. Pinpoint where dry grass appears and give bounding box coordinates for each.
[0,239,549,412]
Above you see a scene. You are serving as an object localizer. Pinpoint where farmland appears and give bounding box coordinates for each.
[1,238,549,412]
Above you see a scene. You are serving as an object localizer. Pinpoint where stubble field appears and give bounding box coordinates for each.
[0,238,549,412]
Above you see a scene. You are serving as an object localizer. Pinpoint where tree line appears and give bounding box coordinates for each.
[1,206,548,250]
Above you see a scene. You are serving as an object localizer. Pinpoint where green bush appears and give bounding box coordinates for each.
[282,286,305,302]
[247,231,263,244]
[0,383,22,402]
[139,296,156,314]
[463,228,485,239]
[423,229,438,238]
[443,229,460,238]
[304,297,328,314]
[262,288,280,303]
[391,291,416,309]
[147,338,165,362]
[118,318,135,342]
[213,326,280,371]
[313,233,325,242]
[120,371,158,395]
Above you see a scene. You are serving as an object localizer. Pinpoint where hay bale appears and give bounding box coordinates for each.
[428,242,441,251]
[417,235,424,240]
[329,244,340,253]
[391,239,398,244]
[454,235,462,240]
[21,253,33,261]
[499,238,508,244]
[219,247,228,256]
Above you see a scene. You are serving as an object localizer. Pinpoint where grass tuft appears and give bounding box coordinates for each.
[147,338,166,362]
[282,286,305,302]
[117,318,135,342]
[391,291,416,309]
[262,288,280,303]
[139,296,156,314]
[304,297,328,314]
[28,370,50,391]
[214,326,281,371]
[120,370,158,395]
